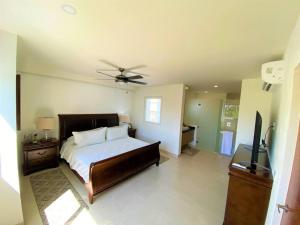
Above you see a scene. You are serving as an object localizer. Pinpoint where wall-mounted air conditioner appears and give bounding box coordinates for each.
[261,60,285,91]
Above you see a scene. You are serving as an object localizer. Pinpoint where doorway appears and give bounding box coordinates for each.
[183,91,239,154]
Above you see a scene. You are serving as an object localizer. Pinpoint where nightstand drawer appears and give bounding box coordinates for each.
[28,156,55,167]
[28,147,57,161]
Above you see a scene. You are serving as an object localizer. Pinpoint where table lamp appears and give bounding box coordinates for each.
[119,114,131,128]
[37,117,55,141]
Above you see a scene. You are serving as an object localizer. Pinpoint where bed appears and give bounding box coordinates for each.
[58,113,161,204]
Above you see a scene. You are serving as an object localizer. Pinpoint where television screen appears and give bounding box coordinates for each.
[251,111,262,170]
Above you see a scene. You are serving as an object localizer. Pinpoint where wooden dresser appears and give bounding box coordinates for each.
[23,139,59,175]
[223,144,273,225]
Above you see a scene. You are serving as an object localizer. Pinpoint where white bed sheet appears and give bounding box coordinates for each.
[61,136,150,183]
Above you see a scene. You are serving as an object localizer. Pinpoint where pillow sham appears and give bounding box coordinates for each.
[106,125,128,141]
[72,127,107,147]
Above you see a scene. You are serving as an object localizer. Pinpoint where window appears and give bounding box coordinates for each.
[145,97,162,124]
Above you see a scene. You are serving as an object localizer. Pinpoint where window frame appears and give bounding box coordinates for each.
[144,96,162,124]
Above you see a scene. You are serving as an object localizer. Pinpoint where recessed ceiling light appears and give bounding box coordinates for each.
[62,4,77,15]
[213,84,219,88]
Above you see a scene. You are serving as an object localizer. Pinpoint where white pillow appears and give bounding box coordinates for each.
[106,126,128,141]
[72,127,107,147]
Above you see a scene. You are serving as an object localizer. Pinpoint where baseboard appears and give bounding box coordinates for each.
[159,149,179,158]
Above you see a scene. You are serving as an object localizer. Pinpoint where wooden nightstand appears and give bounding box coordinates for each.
[128,128,136,138]
[23,139,59,175]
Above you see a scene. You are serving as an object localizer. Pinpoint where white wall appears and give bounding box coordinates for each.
[20,73,134,137]
[235,78,272,149]
[0,30,23,225]
[266,16,300,225]
[132,84,185,156]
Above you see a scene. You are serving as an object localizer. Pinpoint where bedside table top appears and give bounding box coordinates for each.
[23,139,59,151]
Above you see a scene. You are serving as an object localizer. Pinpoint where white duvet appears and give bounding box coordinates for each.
[61,136,150,183]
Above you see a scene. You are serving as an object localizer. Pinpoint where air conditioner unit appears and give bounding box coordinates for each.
[261,60,285,91]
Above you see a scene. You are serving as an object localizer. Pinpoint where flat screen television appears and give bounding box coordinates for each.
[250,111,262,170]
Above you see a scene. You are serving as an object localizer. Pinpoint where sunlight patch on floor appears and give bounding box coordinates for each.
[45,189,80,224]
[69,208,99,225]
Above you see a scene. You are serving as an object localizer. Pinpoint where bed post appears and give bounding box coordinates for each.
[88,192,94,204]
[87,163,95,204]
[156,160,160,166]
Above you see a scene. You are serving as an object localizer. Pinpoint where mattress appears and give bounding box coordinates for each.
[61,136,150,183]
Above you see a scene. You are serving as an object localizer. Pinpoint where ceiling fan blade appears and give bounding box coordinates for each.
[97,69,119,71]
[96,70,116,78]
[127,75,143,79]
[126,71,150,77]
[125,65,146,71]
[99,59,120,69]
[127,80,147,85]
[95,78,115,80]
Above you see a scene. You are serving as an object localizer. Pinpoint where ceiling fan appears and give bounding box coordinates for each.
[96,60,149,85]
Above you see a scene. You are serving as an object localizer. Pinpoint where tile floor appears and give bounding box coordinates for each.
[21,150,230,225]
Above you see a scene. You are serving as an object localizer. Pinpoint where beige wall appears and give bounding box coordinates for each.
[235,78,272,149]
[20,73,133,137]
[132,84,185,156]
[0,30,23,225]
[266,16,300,225]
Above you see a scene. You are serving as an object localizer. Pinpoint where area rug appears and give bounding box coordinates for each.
[30,168,88,225]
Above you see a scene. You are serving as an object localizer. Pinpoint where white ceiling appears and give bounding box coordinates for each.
[1,0,300,92]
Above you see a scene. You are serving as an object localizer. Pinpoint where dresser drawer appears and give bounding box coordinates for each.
[27,147,57,161]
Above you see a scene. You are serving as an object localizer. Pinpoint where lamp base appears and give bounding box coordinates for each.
[40,130,53,142]
[40,138,55,143]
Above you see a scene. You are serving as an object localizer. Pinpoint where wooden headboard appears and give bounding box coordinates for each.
[58,113,119,149]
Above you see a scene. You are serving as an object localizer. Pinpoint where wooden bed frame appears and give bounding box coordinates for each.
[58,113,160,204]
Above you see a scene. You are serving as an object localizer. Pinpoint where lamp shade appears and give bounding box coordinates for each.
[37,117,55,130]
[119,114,130,123]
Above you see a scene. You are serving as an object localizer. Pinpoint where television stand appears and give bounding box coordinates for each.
[243,145,268,153]
[223,144,273,225]
[233,161,271,172]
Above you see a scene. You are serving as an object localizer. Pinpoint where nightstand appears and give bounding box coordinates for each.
[23,139,59,175]
[128,128,136,138]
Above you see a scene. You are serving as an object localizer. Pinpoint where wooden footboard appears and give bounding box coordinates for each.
[86,141,161,204]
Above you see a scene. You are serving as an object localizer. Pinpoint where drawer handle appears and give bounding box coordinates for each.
[37,151,46,155]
